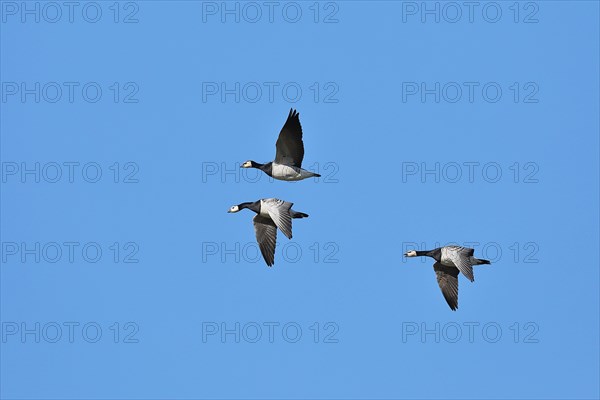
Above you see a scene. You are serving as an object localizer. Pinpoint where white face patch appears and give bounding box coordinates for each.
[229,205,240,213]
[241,161,252,168]
[405,250,417,257]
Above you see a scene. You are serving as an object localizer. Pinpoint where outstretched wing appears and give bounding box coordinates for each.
[433,262,459,311]
[262,198,293,239]
[274,109,304,168]
[445,246,475,282]
[253,215,278,267]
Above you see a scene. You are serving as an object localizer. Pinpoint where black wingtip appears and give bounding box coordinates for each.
[261,252,274,267]
[288,108,299,118]
[446,300,458,311]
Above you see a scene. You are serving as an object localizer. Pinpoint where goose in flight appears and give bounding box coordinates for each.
[404,246,491,311]
[241,109,321,181]
[228,198,308,266]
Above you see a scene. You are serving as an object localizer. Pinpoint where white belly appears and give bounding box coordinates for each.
[272,163,302,181]
[259,200,271,217]
[440,247,455,267]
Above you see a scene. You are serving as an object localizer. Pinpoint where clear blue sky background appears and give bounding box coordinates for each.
[1,1,599,399]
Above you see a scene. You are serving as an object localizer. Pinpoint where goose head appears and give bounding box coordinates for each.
[227,205,241,213]
[241,160,255,168]
[404,250,417,257]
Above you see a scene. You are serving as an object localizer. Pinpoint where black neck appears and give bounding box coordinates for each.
[416,248,441,261]
[238,201,261,214]
[249,161,272,176]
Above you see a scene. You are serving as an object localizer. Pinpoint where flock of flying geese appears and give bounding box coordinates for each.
[228,109,491,311]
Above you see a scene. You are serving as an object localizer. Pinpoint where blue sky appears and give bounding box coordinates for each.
[1,1,599,399]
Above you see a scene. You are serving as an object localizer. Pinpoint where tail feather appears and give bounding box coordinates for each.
[473,258,491,265]
[291,211,309,219]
